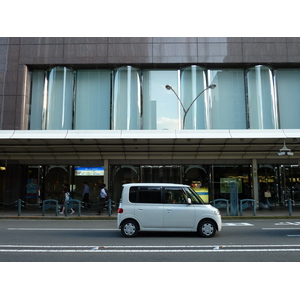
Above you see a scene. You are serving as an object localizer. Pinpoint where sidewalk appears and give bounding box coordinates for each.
[1,205,300,220]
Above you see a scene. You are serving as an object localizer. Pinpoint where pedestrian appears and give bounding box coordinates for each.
[97,183,108,215]
[82,181,90,208]
[59,183,75,215]
[259,183,272,210]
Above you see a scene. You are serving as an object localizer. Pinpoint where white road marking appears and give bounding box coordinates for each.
[8,228,116,231]
[275,222,300,226]
[1,244,300,253]
[222,223,253,226]
[262,228,300,230]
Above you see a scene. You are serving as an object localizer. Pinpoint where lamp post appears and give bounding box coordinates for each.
[165,83,217,129]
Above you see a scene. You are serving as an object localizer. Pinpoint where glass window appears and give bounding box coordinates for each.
[184,186,204,204]
[164,187,188,204]
[247,66,277,129]
[208,69,247,129]
[212,165,251,200]
[129,187,138,203]
[143,70,180,129]
[112,66,141,130]
[276,69,300,129]
[137,187,162,203]
[74,70,111,129]
[180,66,208,129]
[46,67,74,130]
[30,71,46,130]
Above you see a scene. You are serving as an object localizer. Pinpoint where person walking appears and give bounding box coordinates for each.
[82,181,90,208]
[59,183,75,215]
[259,183,272,210]
[97,184,108,215]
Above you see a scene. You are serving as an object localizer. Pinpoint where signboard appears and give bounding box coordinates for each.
[220,178,242,193]
[75,167,104,176]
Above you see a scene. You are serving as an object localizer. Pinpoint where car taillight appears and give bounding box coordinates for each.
[118,208,123,213]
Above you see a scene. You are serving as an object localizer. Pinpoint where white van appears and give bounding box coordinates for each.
[117,183,222,238]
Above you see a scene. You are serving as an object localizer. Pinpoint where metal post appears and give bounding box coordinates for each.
[230,181,239,216]
[108,199,112,216]
[17,199,22,216]
[288,198,293,216]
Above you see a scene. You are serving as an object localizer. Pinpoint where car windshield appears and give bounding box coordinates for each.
[184,187,204,204]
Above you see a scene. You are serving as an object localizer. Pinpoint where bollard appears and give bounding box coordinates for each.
[107,199,112,216]
[230,181,239,216]
[17,199,22,216]
[288,198,293,216]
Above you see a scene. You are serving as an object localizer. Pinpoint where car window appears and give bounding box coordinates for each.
[129,187,138,203]
[164,187,188,204]
[184,187,204,204]
[138,187,162,204]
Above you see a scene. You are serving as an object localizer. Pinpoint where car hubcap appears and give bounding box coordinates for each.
[202,223,213,236]
[124,223,136,236]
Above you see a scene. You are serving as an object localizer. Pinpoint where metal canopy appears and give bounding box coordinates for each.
[0,129,299,164]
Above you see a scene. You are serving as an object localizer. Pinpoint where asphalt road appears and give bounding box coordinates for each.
[1,218,300,262]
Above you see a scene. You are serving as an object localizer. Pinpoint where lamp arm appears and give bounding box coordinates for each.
[184,86,209,117]
[169,87,186,114]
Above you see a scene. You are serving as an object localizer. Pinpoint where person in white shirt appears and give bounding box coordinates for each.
[97,184,108,215]
[82,181,90,208]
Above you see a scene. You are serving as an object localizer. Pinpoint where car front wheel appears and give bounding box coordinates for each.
[121,220,139,237]
[198,220,216,237]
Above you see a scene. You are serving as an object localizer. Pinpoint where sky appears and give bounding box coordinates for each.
[2,1,297,37]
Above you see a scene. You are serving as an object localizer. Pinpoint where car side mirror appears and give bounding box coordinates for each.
[187,198,192,205]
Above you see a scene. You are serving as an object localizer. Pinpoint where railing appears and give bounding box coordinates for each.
[211,199,230,216]
[239,199,256,216]
[63,199,81,216]
[211,198,256,216]
[42,199,59,216]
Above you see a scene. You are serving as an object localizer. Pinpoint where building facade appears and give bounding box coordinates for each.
[1,37,300,208]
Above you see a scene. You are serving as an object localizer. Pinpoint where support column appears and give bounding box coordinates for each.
[252,159,259,202]
[104,159,109,186]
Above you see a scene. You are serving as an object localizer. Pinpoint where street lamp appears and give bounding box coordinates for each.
[165,83,217,129]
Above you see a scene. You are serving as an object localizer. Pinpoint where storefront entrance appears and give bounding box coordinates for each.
[21,163,300,208]
[258,164,300,205]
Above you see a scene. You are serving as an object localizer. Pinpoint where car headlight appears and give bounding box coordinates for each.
[214,209,221,215]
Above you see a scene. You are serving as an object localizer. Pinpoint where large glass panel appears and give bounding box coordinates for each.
[183,165,210,202]
[30,71,46,130]
[25,166,42,205]
[143,70,179,129]
[180,66,208,129]
[72,167,104,206]
[141,165,181,183]
[247,66,277,129]
[74,70,111,129]
[112,66,141,130]
[212,165,251,200]
[258,164,280,205]
[44,165,69,200]
[109,165,140,205]
[276,69,300,129]
[208,69,247,129]
[46,67,74,130]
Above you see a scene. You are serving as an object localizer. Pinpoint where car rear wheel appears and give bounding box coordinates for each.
[121,220,139,237]
[198,220,216,237]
